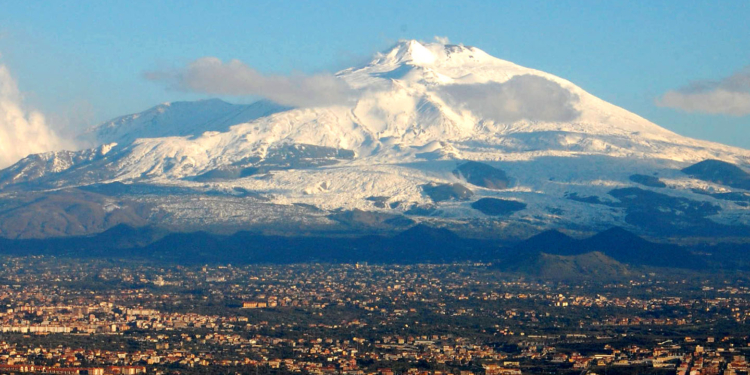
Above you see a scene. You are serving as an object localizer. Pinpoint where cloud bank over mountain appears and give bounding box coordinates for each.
[0,63,66,168]
[657,66,750,116]
[144,57,359,108]
[439,75,581,122]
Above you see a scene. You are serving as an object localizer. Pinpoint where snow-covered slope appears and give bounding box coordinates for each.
[2,40,750,239]
[78,99,288,146]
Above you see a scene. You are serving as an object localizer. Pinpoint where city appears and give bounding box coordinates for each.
[0,257,748,374]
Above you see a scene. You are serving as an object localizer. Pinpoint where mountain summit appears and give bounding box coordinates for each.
[1,39,749,240]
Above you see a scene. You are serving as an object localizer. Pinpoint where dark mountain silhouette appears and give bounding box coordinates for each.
[0,223,729,274]
[132,223,501,264]
[512,229,580,255]
[579,227,697,268]
[509,227,705,269]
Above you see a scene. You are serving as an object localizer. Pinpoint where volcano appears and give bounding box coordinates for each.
[1,40,749,240]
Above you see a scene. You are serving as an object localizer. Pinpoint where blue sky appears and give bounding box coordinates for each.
[0,0,749,147]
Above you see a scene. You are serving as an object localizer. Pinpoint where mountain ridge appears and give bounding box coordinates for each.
[0,39,749,241]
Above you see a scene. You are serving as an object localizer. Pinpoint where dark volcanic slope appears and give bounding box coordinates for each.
[682,159,750,190]
[0,190,151,239]
[453,161,511,189]
[471,198,526,216]
[629,174,666,188]
[607,187,734,237]
[421,183,474,202]
[497,251,632,280]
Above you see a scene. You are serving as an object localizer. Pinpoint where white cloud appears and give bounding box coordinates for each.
[0,63,67,168]
[656,66,750,116]
[439,75,581,123]
[144,57,358,108]
[658,89,750,116]
[433,36,450,45]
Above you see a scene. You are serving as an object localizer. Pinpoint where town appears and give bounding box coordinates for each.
[0,256,749,374]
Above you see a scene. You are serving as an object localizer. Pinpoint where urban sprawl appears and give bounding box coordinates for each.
[0,257,749,375]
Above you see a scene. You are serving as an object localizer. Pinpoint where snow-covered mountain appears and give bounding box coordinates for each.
[78,99,288,146]
[1,40,749,240]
